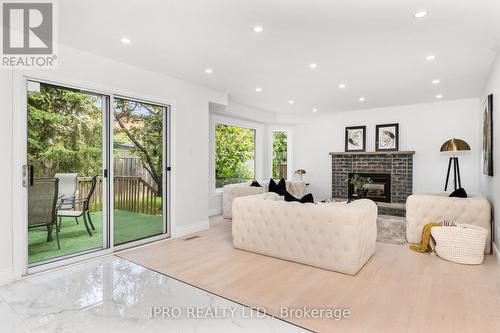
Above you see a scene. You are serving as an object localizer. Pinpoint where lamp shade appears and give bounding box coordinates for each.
[440,138,471,152]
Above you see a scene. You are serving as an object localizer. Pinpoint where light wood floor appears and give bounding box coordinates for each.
[117,215,500,333]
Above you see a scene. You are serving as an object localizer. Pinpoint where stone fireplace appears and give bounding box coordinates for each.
[330,151,414,203]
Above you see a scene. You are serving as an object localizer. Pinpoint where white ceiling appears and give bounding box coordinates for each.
[58,0,500,114]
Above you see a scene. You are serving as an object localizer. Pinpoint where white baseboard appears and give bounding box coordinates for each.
[209,208,222,217]
[174,219,210,238]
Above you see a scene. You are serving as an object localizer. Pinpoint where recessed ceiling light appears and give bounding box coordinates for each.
[309,63,318,69]
[425,55,436,61]
[205,68,213,74]
[359,97,366,102]
[253,26,264,33]
[255,87,262,92]
[312,108,318,113]
[413,11,429,18]
[120,37,131,44]
[338,83,346,89]
[432,79,441,84]
[288,100,295,104]
[436,94,443,99]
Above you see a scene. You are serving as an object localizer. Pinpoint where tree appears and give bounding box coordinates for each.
[215,124,255,187]
[27,85,103,178]
[113,99,164,196]
[27,85,165,198]
[272,131,287,179]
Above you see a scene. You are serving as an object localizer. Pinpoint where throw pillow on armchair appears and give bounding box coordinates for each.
[269,178,286,196]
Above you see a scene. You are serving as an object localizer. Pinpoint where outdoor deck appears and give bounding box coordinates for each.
[28,210,163,264]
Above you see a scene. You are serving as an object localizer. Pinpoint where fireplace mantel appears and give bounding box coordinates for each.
[329,151,415,156]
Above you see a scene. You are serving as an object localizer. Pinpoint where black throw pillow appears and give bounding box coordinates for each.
[269,178,286,196]
[284,191,315,203]
[250,180,261,187]
[449,188,467,198]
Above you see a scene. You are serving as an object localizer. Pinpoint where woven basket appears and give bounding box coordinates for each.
[431,224,487,265]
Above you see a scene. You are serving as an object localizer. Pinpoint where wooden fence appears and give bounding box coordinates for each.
[114,157,157,190]
[76,176,161,215]
[114,176,161,215]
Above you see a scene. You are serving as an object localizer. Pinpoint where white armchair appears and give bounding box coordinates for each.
[222,180,306,219]
[222,183,265,219]
[406,193,491,253]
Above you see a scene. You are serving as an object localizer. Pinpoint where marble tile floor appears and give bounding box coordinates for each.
[0,256,308,333]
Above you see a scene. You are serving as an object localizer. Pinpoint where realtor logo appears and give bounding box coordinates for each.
[1,1,57,67]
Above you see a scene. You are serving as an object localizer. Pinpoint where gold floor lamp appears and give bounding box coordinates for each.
[440,138,471,191]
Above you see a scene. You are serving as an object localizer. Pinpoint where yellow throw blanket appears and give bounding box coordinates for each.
[409,223,441,253]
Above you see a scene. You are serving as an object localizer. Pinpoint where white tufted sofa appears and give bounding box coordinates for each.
[232,193,378,275]
[406,193,491,253]
[222,180,306,219]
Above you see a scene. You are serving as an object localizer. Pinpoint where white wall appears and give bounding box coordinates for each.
[0,45,227,283]
[294,99,480,201]
[0,70,14,282]
[479,51,500,254]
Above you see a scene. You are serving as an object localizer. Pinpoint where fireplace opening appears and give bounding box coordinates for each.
[348,173,391,203]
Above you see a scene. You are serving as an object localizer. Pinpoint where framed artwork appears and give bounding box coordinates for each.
[482,94,493,176]
[376,123,399,151]
[345,126,366,152]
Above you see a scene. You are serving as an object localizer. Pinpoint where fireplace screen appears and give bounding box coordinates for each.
[348,173,391,203]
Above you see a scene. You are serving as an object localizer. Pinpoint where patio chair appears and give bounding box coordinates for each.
[57,176,97,237]
[28,178,61,249]
[54,173,78,224]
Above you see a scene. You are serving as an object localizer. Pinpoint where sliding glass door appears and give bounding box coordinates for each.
[26,81,108,265]
[26,80,170,267]
[112,97,167,246]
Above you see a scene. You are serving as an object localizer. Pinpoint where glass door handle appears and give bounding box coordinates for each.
[29,165,34,186]
[22,165,28,187]
[22,165,34,187]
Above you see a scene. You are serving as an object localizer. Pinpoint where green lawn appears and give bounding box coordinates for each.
[28,209,163,264]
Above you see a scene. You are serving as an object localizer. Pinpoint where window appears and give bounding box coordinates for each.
[272,131,288,179]
[215,123,256,188]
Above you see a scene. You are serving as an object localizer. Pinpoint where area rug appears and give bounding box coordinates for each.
[377,215,406,245]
